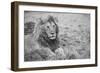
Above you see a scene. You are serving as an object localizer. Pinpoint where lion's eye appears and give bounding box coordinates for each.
[47,26,49,28]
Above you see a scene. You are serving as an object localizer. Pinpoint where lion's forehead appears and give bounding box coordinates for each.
[45,22,56,28]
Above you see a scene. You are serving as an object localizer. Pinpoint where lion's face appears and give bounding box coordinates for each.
[44,21,57,40]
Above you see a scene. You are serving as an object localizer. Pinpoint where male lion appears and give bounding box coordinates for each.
[24,15,66,61]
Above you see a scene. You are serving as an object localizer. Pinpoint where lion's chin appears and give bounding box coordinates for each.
[49,36,56,40]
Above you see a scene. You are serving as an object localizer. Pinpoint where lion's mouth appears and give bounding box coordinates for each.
[49,35,56,39]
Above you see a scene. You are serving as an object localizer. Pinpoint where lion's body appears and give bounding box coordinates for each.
[24,16,66,61]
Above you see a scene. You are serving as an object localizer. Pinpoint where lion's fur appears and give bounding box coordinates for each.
[33,15,59,52]
[25,16,62,61]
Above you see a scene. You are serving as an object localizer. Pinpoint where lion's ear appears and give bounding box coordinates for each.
[54,17,59,24]
[39,18,44,25]
[36,18,44,25]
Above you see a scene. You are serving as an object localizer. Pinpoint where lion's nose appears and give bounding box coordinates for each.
[51,32,54,35]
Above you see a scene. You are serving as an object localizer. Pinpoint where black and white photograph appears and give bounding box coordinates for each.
[24,11,90,61]
[11,1,97,71]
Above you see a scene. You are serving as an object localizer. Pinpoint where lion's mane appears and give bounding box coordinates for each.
[33,15,59,52]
